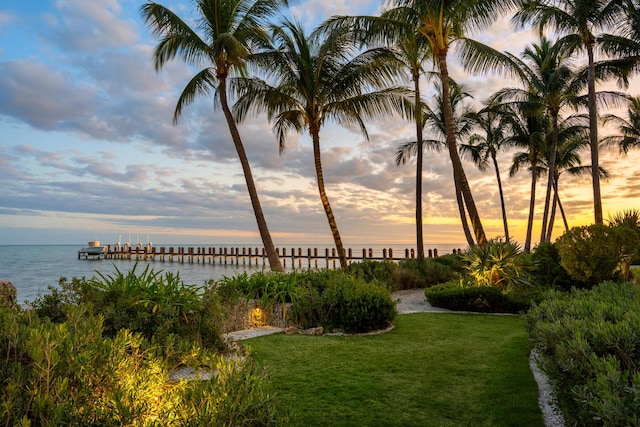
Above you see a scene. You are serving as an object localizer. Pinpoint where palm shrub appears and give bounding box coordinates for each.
[608,209,640,268]
[461,238,534,291]
[528,282,640,426]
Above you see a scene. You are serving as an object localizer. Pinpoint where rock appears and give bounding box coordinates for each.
[0,281,16,307]
[284,326,299,335]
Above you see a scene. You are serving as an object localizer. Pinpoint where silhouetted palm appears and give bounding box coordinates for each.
[141,0,286,272]
[602,96,640,154]
[514,0,628,224]
[462,104,513,241]
[233,20,411,271]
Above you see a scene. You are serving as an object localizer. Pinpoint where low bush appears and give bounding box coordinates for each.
[425,280,540,314]
[395,256,462,290]
[291,272,396,333]
[528,282,640,426]
[555,224,638,285]
[348,260,398,290]
[529,242,576,290]
[28,264,226,351]
[0,305,284,426]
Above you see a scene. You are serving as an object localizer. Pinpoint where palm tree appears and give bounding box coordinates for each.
[140,0,286,272]
[321,11,433,259]
[492,37,578,244]
[602,96,640,154]
[462,104,512,241]
[233,20,410,271]
[505,105,548,252]
[389,0,523,246]
[513,0,628,225]
[397,82,477,247]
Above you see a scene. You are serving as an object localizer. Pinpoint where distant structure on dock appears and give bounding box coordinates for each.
[77,241,107,259]
[78,243,462,268]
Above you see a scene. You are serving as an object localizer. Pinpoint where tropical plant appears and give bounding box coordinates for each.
[602,95,640,154]
[140,0,285,272]
[233,19,410,271]
[513,0,629,225]
[493,36,579,244]
[462,103,513,240]
[396,81,478,246]
[461,238,534,292]
[322,9,434,260]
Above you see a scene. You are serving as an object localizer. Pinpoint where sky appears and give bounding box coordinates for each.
[0,0,639,248]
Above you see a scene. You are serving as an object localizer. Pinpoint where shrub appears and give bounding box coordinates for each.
[461,238,534,292]
[528,282,640,426]
[291,272,396,333]
[555,224,635,285]
[425,280,540,313]
[395,256,462,290]
[349,260,398,291]
[529,242,576,290]
[28,264,226,351]
[0,305,284,426]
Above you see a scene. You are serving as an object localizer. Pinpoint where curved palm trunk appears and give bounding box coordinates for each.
[491,151,509,241]
[524,151,538,253]
[547,187,558,241]
[455,178,475,247]
[438,55,487,245]
[540,115,559,243]
[413,73,425,260]
[311,129,349,272]
[587,42,603,224]
[219,78,284,273]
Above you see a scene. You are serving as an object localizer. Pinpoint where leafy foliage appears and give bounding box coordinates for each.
[529,241,576,290]
[0,305,284,426]
[555,224,638,285]
[291,271,397,333]
[395,255,463,289]
[528,282,640,426]
[349,260,398,291]
[424,280,540,313]
[461,238,534,291]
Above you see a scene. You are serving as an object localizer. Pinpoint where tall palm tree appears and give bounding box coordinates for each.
[233,20,411,271]
[321,11,433,259]
[462,105,512,241]
[389,0,523,246]
[396,82,477,247]
[504,104,548,252]
[140,0,286,272]
[602,96,640,154]
[492,37,578,244]
[513,0,628,225]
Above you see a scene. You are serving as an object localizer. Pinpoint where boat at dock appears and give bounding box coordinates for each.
[78,241,106,258]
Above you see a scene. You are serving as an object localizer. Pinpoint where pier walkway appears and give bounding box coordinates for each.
[80,244,461,268]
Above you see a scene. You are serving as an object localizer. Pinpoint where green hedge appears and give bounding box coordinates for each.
[424,281,538,314]
[528,282,640,426]
[292,272,397,333]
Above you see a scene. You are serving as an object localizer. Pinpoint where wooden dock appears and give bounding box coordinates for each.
[81,244,458,269]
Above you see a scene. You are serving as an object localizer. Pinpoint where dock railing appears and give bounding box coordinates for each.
[94,244,462,269]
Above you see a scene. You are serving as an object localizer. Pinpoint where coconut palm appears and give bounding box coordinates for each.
[602,96,640,154]
[388,0,523,246]
[492,37,579,244]
[397,82,477,247]
[513,0,628,225]
[462,104,513,241]
[233,20,411,271]
[505,104,548,253]
[140,0,286,272]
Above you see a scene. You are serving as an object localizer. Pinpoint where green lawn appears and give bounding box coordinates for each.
[245,313,544,427]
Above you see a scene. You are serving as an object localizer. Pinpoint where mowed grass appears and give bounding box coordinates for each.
[245,313,543,427]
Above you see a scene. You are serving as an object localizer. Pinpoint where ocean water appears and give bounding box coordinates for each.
[0,243,464,303]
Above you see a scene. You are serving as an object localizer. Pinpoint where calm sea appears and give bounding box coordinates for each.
[0,243,464,303]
